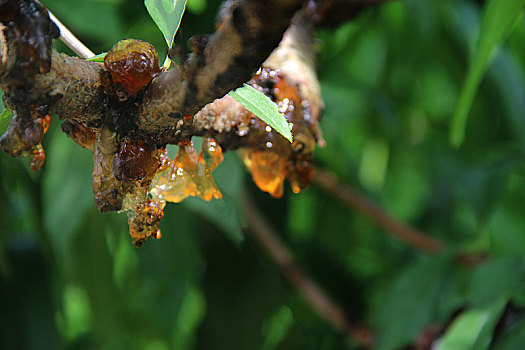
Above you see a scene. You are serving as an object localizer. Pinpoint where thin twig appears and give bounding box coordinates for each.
[313,168,446,253]
[48,10,94,59]
[242,193,374,348]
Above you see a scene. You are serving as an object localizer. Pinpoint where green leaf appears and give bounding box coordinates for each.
[172,285,206,349]
[261,306,294,350]
[450,0,525,147]
[0,108,12,136]
[437,297,508,350]
[467,256,525,305]
[87,52,107,62]
[61,285,92,341]
[145,0,187,47]
[374,256,462,350]
[229,84,293,143]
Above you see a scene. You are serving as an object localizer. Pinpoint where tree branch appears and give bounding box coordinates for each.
[305,0,393,28]
[0,0,305,136]
[187,11,324,148]
[242,192,374,348]
[0,0,395,245]
[313,168,446,253]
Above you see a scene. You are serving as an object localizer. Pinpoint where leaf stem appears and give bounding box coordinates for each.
[162,55,172,70]
[48,10,95,59]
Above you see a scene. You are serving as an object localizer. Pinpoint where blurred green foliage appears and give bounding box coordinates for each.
[450,0,525,146]
[1,0,525,349]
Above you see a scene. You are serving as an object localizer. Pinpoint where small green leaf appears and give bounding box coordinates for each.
[438,297,508,350]
[229,84,293,143]
[87,52,107,62]
[450,0,525,147]
[145,0,187,48]
[173,285,205,349]
[0,108,13,136]
[261,306,294,350]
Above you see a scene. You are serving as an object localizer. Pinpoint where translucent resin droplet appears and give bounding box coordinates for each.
[239,67,319,196]
[202,137,223,171]
[243,149,287,198]
[29,143,46,171]
[164,139,223,203]
[120,186,149,214]
[127,197,165,247]
[104,39,160,99]
[122,149,169,246]
[148,150,172,209]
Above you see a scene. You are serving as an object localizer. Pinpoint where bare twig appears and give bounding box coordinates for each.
[48,10,94,59]
[305,0,393,27]
[313,168,446,253]
[242,193,374,348]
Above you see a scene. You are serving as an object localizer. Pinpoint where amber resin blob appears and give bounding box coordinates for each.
[104,39,160,99]
[240,68,318,198]
[150,138,224,205]
[118,138,224,246]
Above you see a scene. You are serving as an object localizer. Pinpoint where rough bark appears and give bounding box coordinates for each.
[1,0,305,139]
[0,0,389,245]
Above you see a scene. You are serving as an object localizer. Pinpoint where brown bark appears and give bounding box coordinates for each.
[0,0,388,148]
[1,0,305,139]
[0,0,390,245]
